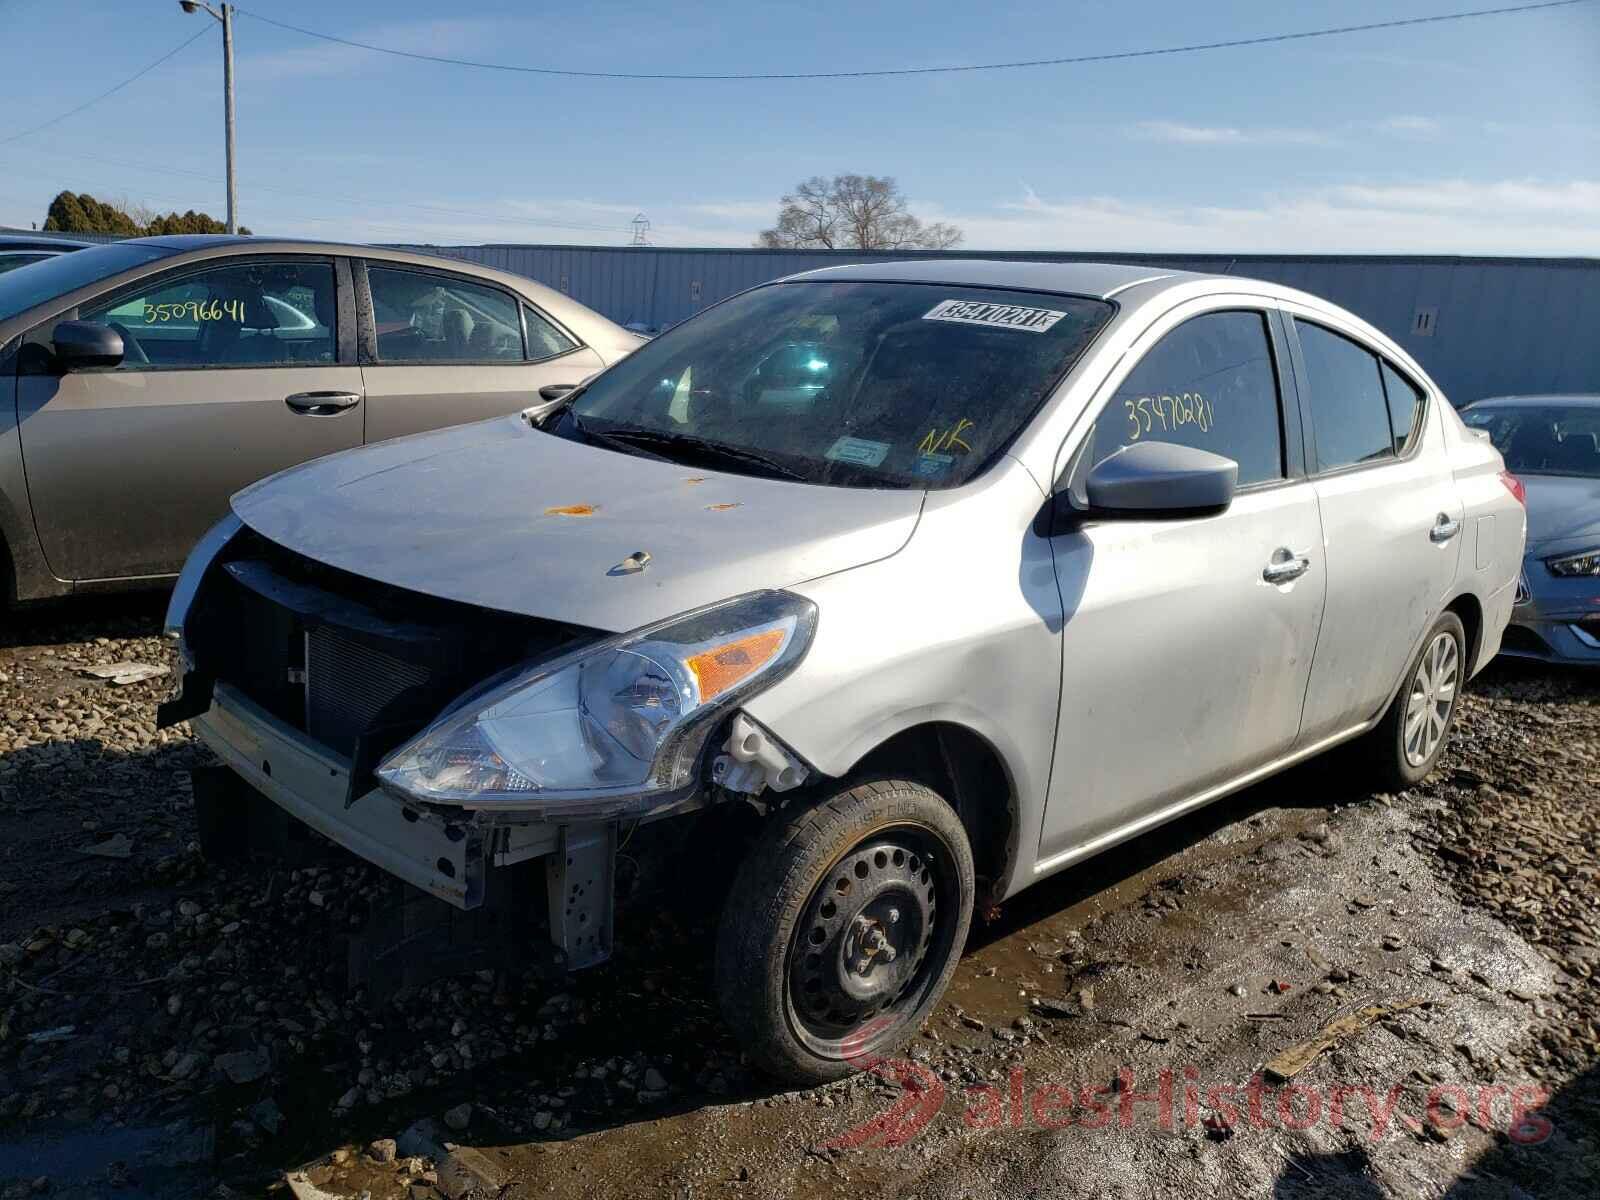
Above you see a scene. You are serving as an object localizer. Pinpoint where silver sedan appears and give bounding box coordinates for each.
[165,259,1525,1084]
[1461,394,1600,665]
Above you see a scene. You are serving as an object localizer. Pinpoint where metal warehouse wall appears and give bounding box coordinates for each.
[395,244,1599,408]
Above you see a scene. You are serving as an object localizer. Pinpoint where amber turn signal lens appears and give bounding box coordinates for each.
[686,628,786,701]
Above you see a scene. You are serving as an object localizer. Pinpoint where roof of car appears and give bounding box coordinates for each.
[0,234,93,251]
[786,258,1204,300]
[1465,394,1600,408]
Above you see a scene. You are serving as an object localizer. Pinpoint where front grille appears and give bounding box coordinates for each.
[186,530,594,763]
[307,626,432,756]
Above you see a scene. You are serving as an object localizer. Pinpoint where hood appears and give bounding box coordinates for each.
[231,415,924,631]
[1521,474,1600,553]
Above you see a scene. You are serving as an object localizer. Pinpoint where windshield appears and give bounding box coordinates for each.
[0,242,175,323]
[563,280,1113,488]
[1461,403,1600,479]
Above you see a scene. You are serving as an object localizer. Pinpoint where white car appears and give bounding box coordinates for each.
[165,259,1526,1084]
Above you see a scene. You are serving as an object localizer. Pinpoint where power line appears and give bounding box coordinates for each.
[236,0,1591,81]
[0,27,212,146]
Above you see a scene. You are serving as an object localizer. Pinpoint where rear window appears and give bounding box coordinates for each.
[1461,404,1600,479]
[0,242,175,323]
[566,280,1114,489]
[1296,320,1394,471]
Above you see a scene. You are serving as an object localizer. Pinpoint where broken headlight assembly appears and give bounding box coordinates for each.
[376,590,817,818]
[1546,547,1600,578]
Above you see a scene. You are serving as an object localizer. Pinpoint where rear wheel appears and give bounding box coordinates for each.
[1362,611,1466,791]
[715,779,974,1085]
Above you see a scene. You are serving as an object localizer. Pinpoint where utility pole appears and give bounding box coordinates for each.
[180,1,238,234]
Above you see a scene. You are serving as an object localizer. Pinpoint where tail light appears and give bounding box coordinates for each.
[1499,470,1526,506]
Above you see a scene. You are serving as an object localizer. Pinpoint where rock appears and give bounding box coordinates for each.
[439,1147,507,1199]
[79,662,167,686]
[397,1118,447,1160]
[642,1067,668,1092]
[442,1102,472,1131]
[78,833,133,859]
[531,1111,553,1132]
[1033,997,1077,1018]
[251,1098,285,1136]
[215,1048,271,1085]
[169,1052,204,1080]
[1228,984,1247,998]
[370,1138,398,1163]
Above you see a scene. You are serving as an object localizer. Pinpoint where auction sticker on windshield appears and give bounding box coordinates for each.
[825,436,891,467]
[923,299,1069,333]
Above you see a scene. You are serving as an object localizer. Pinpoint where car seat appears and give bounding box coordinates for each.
[442,306,473,358]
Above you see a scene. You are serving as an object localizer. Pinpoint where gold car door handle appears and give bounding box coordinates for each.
[285,391,361,416]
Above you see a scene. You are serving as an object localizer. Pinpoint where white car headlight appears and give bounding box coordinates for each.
[1547,548,1600,578]
[376,591,816,817]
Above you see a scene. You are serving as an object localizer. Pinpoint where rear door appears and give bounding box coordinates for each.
[356,260,604,443]
[16,255,362,581]
[1287,312,1464,744]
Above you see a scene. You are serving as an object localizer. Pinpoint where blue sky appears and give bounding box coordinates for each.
[3,0,1597,252]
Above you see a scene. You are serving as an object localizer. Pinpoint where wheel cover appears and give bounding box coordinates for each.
[786,826,958,1061]
[1404,631,1459,767]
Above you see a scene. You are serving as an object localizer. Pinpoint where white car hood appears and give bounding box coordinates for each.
[231,415,924,631]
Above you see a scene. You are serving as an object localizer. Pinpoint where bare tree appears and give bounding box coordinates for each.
[756,175,962,250]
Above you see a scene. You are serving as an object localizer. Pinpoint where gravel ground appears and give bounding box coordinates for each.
[0,600,1596,1199]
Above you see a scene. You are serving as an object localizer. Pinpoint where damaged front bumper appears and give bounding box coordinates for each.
[193,682,504,908]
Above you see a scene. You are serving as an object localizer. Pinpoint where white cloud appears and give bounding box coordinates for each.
[248,177,1599,257]
[1376,115,1442,137]
[1133,121,1333,146]
[912,178,1600,255]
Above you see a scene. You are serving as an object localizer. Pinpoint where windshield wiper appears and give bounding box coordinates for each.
[583,425,807,481]
[566,413,673,461]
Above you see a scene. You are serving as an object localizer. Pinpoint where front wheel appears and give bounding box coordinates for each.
[1362,611,1466,791]
[715,779,974,1085]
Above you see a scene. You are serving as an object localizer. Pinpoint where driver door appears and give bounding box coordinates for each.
[1039,304,1326,864]
[16,255,362,582]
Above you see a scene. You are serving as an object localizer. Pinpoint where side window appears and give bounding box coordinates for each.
[1091,310,1284,486]
[80,260,336,369]
[1381,361,1424,454]
[523,304,576,360]
[1295,321,1393,470]
[368,267,522,363]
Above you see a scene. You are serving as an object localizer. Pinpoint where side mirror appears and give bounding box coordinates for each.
[537,382,576,402]
[1082,441,1238,518]
[52,321,125,370]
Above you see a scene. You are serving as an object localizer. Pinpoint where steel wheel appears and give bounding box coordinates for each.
[716,779,975,1084]
[786,832,950,1056]
[1404,630,1459,767]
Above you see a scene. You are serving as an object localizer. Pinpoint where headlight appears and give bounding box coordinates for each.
[376,591,816,817]
[1547,548,1600,578]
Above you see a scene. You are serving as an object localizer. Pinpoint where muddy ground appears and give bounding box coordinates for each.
[1,598,1596,1199]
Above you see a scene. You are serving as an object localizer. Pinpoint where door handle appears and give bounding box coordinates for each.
[1430,514,1462,544]
[1263,551,1312,584]
[285,391,361,416]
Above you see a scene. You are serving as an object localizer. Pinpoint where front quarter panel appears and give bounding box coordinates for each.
[742,462,1060,900]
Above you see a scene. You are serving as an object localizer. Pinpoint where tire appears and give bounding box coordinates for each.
[715,778,975,1085]
[1361,611,1466,792]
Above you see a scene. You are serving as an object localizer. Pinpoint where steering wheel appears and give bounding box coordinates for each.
[106,321,149,366]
